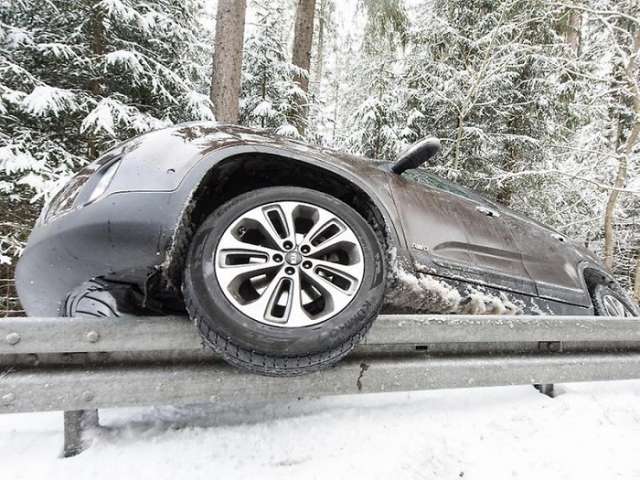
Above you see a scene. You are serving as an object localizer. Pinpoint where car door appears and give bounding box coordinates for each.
[499,207,591,306]
[388,171,537,296]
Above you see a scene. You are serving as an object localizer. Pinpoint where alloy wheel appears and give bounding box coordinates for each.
[214,201,365,327]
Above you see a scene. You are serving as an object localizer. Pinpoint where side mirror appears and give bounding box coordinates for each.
[391,137,441,175]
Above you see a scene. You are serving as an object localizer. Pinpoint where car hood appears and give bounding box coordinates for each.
[89,122,381,194]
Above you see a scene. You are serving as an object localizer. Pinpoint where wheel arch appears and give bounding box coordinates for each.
[163,148,401,291]
[580,262,616,294]
[580,261,616,299]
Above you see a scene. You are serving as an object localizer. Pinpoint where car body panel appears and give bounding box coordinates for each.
[388,174,475,267]
[15,122,616,317]
[388,174,537,296]
[16,191,178,316]
[502,209,592,307]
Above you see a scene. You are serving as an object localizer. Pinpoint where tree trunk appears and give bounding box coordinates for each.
[603,155,627,270]
[331,60,341,142]
[496,148,516,207]
[210,0,247,124]
[560,9,582,55]
[634,253,640,303]
[603,30,640,271]
[87,1,105,160]
[291,0,316,134]
[312,0,326,95]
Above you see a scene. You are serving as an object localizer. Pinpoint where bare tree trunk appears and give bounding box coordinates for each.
[87,0,105,160]
[603,30,640,271]
[331,59,341,142]
[603,155,628,270]
[634,253,640,303]
[210,0,247,124]
[312,0,326,95]
[560,9,582,55]
[291,0,317,134]
[496,149,517,206]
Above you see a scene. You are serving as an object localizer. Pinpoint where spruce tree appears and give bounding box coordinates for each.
[239,0,307,137]
[338,0,409,159]
[0,0,212,266]
[402,0,593,230]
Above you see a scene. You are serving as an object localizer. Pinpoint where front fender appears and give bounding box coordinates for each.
[102,122,406,269]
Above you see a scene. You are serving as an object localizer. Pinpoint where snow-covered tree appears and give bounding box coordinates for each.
[239,0,307,137]
[403,0,591,203]
[341,51,407,159]
[0,0,212,266]
[576,0,640,296]
[337,0,409,159]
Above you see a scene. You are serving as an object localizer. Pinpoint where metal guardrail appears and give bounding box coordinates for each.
[1,314,640,456]
[3,314,640,355]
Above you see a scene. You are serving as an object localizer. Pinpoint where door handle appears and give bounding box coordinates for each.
[475,206,500,218]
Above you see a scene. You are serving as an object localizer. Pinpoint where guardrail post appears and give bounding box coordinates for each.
[532,341,563,397]
[533,383,555,397]
[63,409,99,457]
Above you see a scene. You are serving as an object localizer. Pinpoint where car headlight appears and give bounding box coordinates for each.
[43,173,92,223]
[42,155,121,223]
[86,158,120,204]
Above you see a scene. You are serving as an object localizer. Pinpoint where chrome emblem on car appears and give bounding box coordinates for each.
[285,251,302,265]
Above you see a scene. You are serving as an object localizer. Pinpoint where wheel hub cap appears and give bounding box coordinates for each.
[285,250,302,265]
[214,200,365,328]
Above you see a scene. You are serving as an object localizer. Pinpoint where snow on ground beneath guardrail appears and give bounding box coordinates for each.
[2,381,640,479]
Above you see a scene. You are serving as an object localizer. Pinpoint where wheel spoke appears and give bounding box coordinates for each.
[306,228,358,257]
[284,271,312,327]
[263,276,293,323]
[243,270,289,320]
[215,256,282,290]
[303,267,355,314]
[301,209,339,245]
[217,235,282,259]
[309,258,364,284]
[279,202,298,243]
[240,209,287,248]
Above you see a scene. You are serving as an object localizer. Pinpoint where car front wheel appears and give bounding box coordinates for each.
[183,186,386,376]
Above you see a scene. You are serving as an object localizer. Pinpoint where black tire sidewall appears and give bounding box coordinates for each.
[184,186,386,356]
[592,283,640,316]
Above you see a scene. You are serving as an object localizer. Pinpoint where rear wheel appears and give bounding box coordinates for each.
[592,283,639,317]
[183,186,386,376]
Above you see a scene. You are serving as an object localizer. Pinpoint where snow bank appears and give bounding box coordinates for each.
[2,381,640,479]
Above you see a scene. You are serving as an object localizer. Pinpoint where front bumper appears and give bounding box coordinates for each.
[16,191,180,316]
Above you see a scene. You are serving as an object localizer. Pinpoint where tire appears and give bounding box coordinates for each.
[183,186,386,376]
[63,279,158,317]
[64,279,125,317]
[591,283,639,317]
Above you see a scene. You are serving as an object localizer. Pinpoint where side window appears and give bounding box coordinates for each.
[406,170,474,200]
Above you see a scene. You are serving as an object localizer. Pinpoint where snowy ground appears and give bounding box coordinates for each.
[2,381,640,480]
